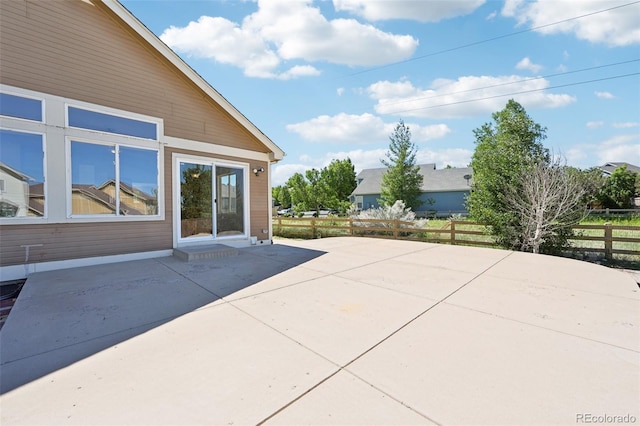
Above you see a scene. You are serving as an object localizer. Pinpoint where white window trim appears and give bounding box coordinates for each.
[65,136,163,221]
[173,153,250,247]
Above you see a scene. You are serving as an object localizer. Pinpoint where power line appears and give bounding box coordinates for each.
[376,58,640,108]
[346,1,640,77]
[383,73,639,115]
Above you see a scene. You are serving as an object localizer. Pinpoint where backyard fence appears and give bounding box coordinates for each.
[272,217,640,261]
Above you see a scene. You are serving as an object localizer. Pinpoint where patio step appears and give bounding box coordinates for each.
[173,244,239,262]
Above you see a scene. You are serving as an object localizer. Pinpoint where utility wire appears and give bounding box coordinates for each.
[384,73,639,114]
[346,1,640,77]
[377,58,640,108]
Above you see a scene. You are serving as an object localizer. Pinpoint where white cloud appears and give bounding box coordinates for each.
[286,113,451,144]
[271,162,313,186]
[565,147,588,164]
[515,57,543,73]
[368,76,575,119]
[416,148,473,169]
[596,134,640,165]
[595,91,615,99]
[337,87,345,96]
[333,0,485,22]
[612,122,639,129]
[286,113,451,143]
[161,0,418,78]
[501,0,640,47]
[586,121,604,129]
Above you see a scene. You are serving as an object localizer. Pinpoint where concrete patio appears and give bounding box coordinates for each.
[1,237,638,425]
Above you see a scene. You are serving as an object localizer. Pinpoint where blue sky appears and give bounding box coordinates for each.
[121,0,640,186]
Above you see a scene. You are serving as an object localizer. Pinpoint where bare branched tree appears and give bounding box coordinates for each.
[505,156,587,254]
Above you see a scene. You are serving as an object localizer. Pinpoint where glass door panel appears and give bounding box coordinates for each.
[216,166,244,237]
[179,162,213,239]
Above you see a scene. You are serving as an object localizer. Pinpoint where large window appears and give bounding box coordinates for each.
[0,89,46,220]
[68,106,157,140]
[70,141,158,216]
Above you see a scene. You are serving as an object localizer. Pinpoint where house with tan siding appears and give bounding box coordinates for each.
[0,0,285,280]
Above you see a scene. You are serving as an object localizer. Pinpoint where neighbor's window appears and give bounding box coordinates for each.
[0,93,43,122]
[0,129,45,218]
[70,141,158,216]
[68,106,157,140]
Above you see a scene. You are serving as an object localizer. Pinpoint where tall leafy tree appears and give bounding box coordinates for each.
[272,185,291,209]
[599,165,638,209]
[321,158,357,213]
[467,99,549,250]
[286,159,357,215]
[380,120,424,211]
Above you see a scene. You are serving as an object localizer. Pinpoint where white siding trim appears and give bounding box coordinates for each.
[0,249,174,281]
[164,135,272,162]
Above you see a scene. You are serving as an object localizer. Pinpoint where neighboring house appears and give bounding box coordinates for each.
[350,164,473,217]
[0,162,34,218]
[0,0,284,279]
[598,162,640,176]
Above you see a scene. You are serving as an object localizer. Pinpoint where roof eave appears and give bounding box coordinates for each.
[98,0,285,162]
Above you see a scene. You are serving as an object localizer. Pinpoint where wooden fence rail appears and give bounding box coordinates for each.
[272,217,640,260]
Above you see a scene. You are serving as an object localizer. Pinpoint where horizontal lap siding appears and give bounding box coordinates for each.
[0,1,274,267]
[0,222,171,266]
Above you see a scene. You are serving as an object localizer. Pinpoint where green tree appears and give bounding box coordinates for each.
[599,165,638,209]
[566,166,606,208]
[272,185,291,208]
[287,170,323,216]
[380,120,424,211]
[320,158,357,213]
[467,99,549,250]
[286,159,357,215]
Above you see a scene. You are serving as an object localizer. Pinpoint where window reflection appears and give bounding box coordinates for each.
[180,162,212,238]
[71,142,159,216]
[216,166,244,236]
[0,129,45,217]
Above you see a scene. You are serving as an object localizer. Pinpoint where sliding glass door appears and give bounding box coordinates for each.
[178,159,246,241]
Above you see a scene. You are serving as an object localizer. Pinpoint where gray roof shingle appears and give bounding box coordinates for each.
[351,164,473,196]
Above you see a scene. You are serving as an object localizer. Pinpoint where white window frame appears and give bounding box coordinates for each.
[0,89,45,124]
[173,153,250,247]
[65,101,160,141]
[0,85,48,222]
[66,136,161,220]
[0,84,164,225]
[0,127,47,220]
